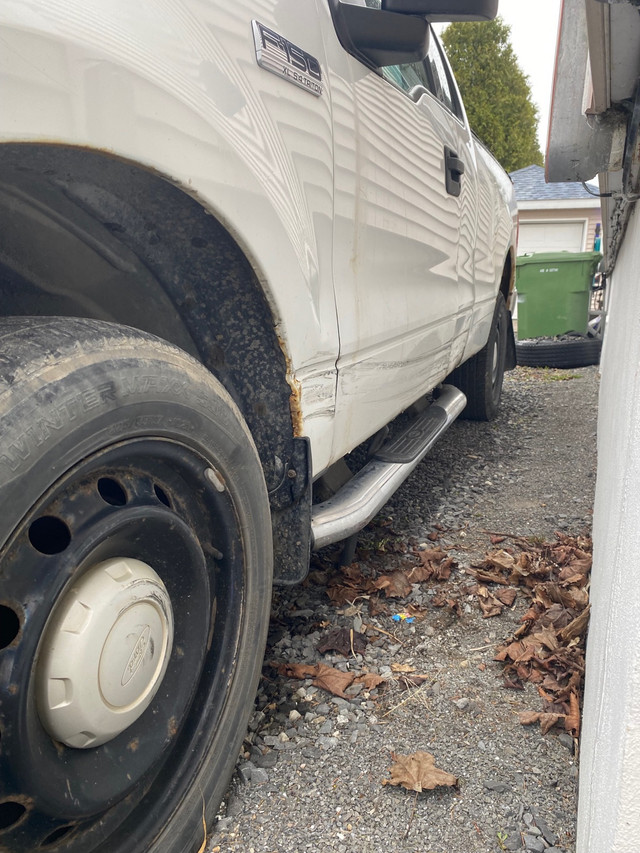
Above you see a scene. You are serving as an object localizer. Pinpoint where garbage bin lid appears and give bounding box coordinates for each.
[516,251,602,267]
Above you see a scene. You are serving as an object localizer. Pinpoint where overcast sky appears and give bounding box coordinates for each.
[494,0,562,153]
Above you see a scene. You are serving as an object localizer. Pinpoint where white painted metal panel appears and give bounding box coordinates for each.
[0,0,341,472]
[321,23,479,460]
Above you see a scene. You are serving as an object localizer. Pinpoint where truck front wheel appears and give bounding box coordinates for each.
[0,318,272,853]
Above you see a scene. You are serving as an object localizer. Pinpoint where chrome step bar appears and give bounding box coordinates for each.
[311,385,466,550]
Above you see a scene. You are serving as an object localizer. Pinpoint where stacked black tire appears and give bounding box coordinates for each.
[515,333,602,368]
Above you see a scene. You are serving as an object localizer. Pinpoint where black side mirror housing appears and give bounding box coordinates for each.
[382,0,498,21]
[332,2,430,68]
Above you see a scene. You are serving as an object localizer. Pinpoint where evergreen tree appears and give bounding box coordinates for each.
[442,18,543,172]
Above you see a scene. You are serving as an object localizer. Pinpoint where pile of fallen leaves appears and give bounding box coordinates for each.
[309,543,457,617]
[469,534,591,738]
[268,528,591,797]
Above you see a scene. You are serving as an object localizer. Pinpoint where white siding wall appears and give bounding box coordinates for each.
[577,203,640,852]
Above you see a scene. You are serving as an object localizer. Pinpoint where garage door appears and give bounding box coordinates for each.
[518,221,585,254]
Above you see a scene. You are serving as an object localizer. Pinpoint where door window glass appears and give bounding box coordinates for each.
[426,36,459,116]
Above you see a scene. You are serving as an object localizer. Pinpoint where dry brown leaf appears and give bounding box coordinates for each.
[410,549,455,583]
[353,672,386,689]
[274,662,355,698]
[396,673,431,689]
[382,751,457,792]
[484,549,516,571]
[317,627,368,657]
[469,568,509,586]
[404,603,428,620]
[311,664,356,698]
[478,595,503,618]
[327,585,362,606]
[373,571,413,598]
[539,713,565,734]
[519,710,564,734]
[418,548,449,563]
[495,588,517,607]
[519,710,541,726]
[565,691,581,737]
[368,596,390,617]
[391,663,416,673]
[274,662,319,679]
[558,606,590,644]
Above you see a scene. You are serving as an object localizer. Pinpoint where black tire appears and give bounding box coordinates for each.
[0,317,272,853]
[448,292,509,421]
[515,336,602,368]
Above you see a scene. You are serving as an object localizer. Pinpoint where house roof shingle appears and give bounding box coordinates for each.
[509,164,596,202]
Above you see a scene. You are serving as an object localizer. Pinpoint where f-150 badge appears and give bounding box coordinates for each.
[252,21,323,96]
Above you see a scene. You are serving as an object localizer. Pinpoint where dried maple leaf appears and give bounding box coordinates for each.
[310,664,356,698]
[469,568,509,586]
[519,710,541,726]
[382,751,457,792]
[502,676,524,690]
[495,588,517,606]
[274,662,355,698]
[317,627,368,657]
[373,571,412,598]
[353,672,386,689]
[565,691,581,737]
[368,596,390,617]
[396,673,431,689]
[419,548,449,563]
[518,711,564,734]
[327,585,362,606]
[484,549,516,571]
[404,603,427,620]
[478,594,503,618]
[558,606,590,644]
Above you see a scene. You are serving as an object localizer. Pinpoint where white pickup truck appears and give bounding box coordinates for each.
[0,1,516,850]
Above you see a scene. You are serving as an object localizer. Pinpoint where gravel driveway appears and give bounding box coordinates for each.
[210,365,598,853]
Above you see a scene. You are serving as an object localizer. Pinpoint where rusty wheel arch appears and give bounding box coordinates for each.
[0,143,310,582]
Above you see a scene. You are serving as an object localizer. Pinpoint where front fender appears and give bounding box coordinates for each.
[0,0,339,467]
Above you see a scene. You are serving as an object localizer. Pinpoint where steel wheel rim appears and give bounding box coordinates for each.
[0,436,245,851]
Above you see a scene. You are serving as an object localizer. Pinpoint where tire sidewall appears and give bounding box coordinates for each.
[483,293,508,419]
[0,321,272,853]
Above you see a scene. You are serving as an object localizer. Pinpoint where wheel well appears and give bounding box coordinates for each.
[0,143,295,486]
[0,143,311,581]
[500,248,515,305]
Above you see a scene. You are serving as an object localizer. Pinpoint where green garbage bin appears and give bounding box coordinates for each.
[515,251,601,340]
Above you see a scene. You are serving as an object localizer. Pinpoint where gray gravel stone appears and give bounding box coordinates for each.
[254,750,278,769]
[558,732,575,752]
[524,834,546,852]
[504,833,524,851]
[250,767,269,784]
[484,779,511,793]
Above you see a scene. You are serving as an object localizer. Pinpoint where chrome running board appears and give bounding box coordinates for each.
[311,385,466,550]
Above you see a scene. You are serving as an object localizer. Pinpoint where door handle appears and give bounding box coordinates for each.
[444,146,465,197]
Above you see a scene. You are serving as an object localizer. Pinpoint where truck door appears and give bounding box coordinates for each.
[322,1,478,460]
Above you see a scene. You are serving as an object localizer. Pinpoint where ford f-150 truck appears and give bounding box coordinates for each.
[0,1,516,850]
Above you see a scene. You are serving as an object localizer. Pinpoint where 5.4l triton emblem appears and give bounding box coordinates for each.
[252,21,323,96]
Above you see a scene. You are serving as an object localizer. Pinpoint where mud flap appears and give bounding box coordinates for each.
[505,310,517,370]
